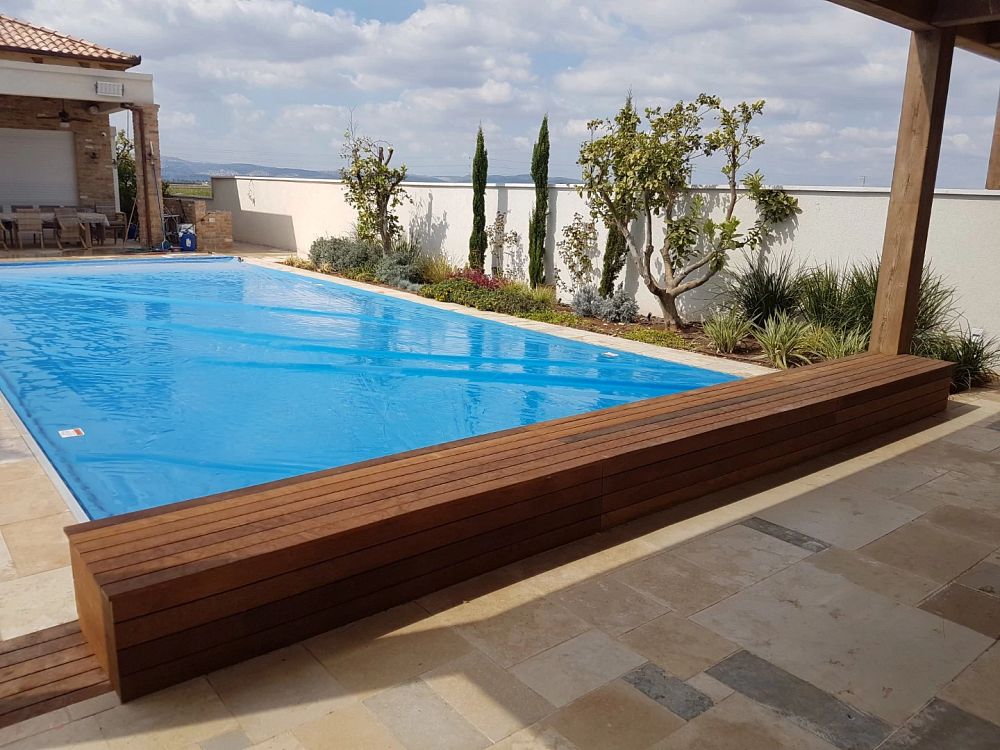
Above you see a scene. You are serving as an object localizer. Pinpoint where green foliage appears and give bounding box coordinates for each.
[799,266,847,331]
[620,327,690,349]
[557,213,598,292]
[115,131,137,222]
[373,255,420,286]
[528,115,550,287]
[420,279,551,316]
[504,281,557,307]
[309,236,376,271]
[571,284,604,318]
[703,309,753,354]
[486,211,520,276]
[520,310,583,326]
[600,286,640,323]
[416,256,454,284]
[599,222,629,298]
[469,127,488,270]
[724,253,802,325]
[578,93,797,327]
[754,313,814,369]
[912,328,1000,392]
[341,129,409,255]
[806,326,869,360]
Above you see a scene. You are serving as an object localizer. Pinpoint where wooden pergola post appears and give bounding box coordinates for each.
[989,91,1000,189]
[869,29,956,355]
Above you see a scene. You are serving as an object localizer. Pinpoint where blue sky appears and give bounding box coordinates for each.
[10,0,999,187]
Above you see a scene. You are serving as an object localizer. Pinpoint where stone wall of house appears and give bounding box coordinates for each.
[164,197,234,253]
[0,94,115,208]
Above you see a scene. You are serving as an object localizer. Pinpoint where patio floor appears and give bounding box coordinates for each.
[0,384,998,748]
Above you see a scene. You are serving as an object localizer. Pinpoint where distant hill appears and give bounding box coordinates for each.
[162,157,579,185]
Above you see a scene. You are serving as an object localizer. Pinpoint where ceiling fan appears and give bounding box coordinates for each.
[37,100,92,129]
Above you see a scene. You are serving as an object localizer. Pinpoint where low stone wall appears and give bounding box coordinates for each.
[164,197,233,253]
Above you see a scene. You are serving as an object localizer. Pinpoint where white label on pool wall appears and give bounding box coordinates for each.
[58,428,85,438]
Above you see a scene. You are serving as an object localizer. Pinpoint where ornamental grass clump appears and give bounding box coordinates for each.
[753,312,814,369]
[724,253,802,326]
[703,309,754,354]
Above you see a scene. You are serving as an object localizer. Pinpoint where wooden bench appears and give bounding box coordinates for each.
[66,353,953,700]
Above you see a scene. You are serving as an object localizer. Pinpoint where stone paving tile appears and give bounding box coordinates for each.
[861,519,994,584]
[1,511,73,576]
[364,680,490,750]
[691,562,992,725]
[918,583,1000,638]
[421,651,553,743]
[685,672,733,703]
[938,644,1000,728]
[756,485,922,550]
[0,714,108,750]
[0,532,17,582]
[801,459,945,499]
[619,613,738,680]
[250,734,305,750]
[878,699,1000,750]
[808,547,940,606]
[652,693,839,750]
[609,552,741,617]
[547,679,684,750]
[201,729,253,750]
[939,425,1000,452]
[740,516,830,552]
[672,524,813,587]
[509,630,645,707]
[0,565,76,639]
[0,437,31,464]
[904,470,1000,514]
[956,560,1000,596]
[292,703,404,750]
[0,473,69,527]
[896,441,1000,482]
[918,505,1000,546]
[549,577,668,636]
[707,650,892,750]
[488,724,578,750]
[623,663,713,721]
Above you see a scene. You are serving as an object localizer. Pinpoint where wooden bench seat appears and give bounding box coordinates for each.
[66,353,954,700]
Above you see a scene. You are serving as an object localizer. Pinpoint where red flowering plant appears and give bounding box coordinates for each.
[449,267,505,290]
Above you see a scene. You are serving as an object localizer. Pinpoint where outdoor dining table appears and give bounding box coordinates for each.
[0,211,110,247]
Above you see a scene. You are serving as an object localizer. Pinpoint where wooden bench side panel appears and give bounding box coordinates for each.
[66,355,954,701]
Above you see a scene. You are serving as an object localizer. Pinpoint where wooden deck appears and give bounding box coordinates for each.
[0,621,111,730]
[65,353,954,701]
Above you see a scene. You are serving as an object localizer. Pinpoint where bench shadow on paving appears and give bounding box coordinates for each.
[1,391,999,749]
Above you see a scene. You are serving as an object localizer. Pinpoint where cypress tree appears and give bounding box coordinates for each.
[468,126,488,270]
[599,222,629,297]
[528,116,549,287]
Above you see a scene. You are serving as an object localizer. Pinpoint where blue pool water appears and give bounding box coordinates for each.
[0,257,736,519]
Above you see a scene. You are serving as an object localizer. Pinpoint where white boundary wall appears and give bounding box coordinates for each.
[209,177,1000,334]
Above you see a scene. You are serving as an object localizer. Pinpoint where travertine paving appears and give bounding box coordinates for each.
[1,381,998,747]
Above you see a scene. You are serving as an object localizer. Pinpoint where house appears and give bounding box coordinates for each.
[0,15,162,245]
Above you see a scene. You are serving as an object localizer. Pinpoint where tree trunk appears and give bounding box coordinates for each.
[657,292,683,329]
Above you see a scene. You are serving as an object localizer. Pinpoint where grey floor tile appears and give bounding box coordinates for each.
[622,663,713,721]
[741,517,830,553]
[879,699,1000,750]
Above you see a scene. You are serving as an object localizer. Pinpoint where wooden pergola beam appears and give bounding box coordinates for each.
[870,29,955,355]
[933,0,1000,27]
[989,92,1000,189]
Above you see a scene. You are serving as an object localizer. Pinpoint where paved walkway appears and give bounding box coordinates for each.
[1,387,998,749]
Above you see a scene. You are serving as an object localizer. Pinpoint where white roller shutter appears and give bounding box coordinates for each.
[0,128,77,208]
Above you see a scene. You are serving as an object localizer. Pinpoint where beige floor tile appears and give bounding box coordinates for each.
[547,680,683,750]
[610,552,740,617]
[0,458,50,486]
[0,565,76,639]
[799,457,945,498]
[920,505,1000,546]
[515,535,660,595]
[957,560,1000,595]
[0,475,69,526]
[453,597,590,668]
[939,644,1000,727]
[2,511,73,576]
[685,673,733,703]
[489,724,578,750]
[364,680,490,750]
[907,471,1000,513]
[758,484,922,549]
[293,703,403,750]
[692,562,992,724]
[919,583,1000,638]
[672,524,812,587]
[550,578,668,636]
[0,437,31,464]
[652,693,837,750]
[808,547,940,605]
[306,607,471,699]
[895,441,1000,481]
[620,613,737,680]
[0,533,16,582]
[509,630,645,707]
[2,715,108,750]
[422,651,553,742]
[208,645,352,744]
[417,568,545,616]
[250,733,306,750]
[861,519,994,583]
[96,677,238,750]
[939,425,1000,452]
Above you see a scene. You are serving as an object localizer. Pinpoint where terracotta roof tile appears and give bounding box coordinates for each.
[0,14,140,66]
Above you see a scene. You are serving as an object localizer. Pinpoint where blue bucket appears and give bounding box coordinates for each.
[179,232,197,252]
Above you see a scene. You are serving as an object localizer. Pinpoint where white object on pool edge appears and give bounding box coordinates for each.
[58,428,85,438]
[602,351,620,357]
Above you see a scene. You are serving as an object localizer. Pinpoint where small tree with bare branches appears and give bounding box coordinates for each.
[341,128,409,256]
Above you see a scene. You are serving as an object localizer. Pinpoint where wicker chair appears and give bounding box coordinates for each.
[95,204,127,245]
[14,209,44,249]
[55,208,88,250]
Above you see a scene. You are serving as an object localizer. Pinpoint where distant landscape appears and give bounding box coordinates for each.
[162,156,580,185]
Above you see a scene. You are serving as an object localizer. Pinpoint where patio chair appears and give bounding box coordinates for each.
[13,209,44,249]
[55,208,88,250]
[95,204,127,245]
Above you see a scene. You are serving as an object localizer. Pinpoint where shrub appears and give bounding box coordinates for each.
[416,256,454,285]
[571,284,604,318]
[283,255,315,270]
[703,309,753,354]
[557,213,598,292]
[520,310,583,326]
[621,327,690,349]
[799,266,847,331]
[600,286,639,324]
[724,253,802,325]
[807,326,869,360]
[450,267,504,290]
[420,279,549,316]
[373,255,419,286]
[754,312,814,369]
[308,236,375,272]
[912,327,1000,392]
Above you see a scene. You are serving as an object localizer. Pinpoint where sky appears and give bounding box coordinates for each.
[9,0,999,187]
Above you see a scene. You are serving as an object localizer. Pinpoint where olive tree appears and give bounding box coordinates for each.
[578,95,798,328]
[341,129,409,256]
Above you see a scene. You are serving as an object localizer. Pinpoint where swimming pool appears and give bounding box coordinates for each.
[0,257,737,519]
